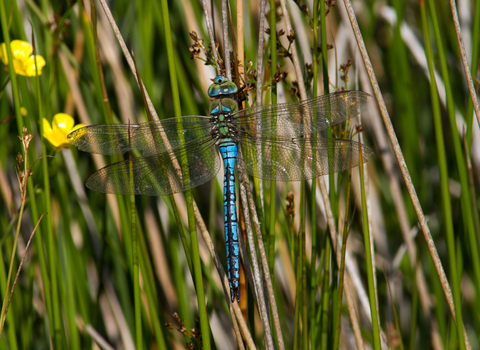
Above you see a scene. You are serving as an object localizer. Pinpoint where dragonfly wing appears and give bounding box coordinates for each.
[68,117,212,156]
[238,136,373,181]
[233,91,369,137]
[86,136,220,195]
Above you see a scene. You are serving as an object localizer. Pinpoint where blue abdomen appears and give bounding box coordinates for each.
[218,140,240,302]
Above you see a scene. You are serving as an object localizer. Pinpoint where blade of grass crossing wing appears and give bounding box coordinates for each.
[333,169,352,350]
[159,0,212,347]
[358,139,381,350]
[309,0,321,345]
[268,0,278,313]
[126,126,143,350]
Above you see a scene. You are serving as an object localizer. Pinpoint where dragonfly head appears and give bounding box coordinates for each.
[208,76,238,98]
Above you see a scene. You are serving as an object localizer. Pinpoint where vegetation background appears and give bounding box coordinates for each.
[0,0,479,349]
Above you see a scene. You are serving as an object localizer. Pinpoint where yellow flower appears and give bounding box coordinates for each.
[0,40,46,76]
[43,113,85,151]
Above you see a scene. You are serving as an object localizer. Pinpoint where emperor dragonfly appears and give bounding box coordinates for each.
[68,76,373,302]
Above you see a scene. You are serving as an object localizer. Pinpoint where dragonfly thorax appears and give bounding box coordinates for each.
[210,99,239,141]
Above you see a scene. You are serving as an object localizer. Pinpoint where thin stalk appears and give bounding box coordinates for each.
[421,2,466,349]
[55,163,80,350]
[341,0,464,340]
[255,0,267,103]
[302,211,308,350]
[320,0,329,95]
[356,27,442,350]
[0,200,25,337]
[463,138,480,245]
[201,0,221,74]
[190,203,256,350]
[385,271,404,350]
[238,166,275,350]
[237,0,245,81]
[85,3,138,335]
[266,0,280,340]
[221,0,231,80]
[238,152,283,349]
[320,2,335,347]
[309,0,320,346]
[90,0,113,124]
[278,0,306,99]
[159,0,212,347]
[79,2,111,125]
[390,0,421,187]
[294,177,307,348]
[136,213,168,350]
[0,242,19,350]
[448,0,480,130]
[268,0,277,301]
[409,266,419,350]
[427,0,480,312]
[293,206,302,349]
[333,170,352,350]
[358,143,381,349]
[130,193,142,349]
[251,1,285,348]
[0,4,44,347]
[83,8,137,331]
[235,0,246,320]
[35,57,64,350]
[320,237,331,348]
[465,0,480,148]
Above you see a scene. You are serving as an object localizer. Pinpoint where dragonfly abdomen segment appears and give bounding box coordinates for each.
[218,140,240,303]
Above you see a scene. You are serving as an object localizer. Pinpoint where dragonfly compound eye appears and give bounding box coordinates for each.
[215,76,227,84]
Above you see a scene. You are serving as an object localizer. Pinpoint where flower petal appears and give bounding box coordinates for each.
[52,113,75,132]
[43,118,53,135]
[50,132,69,148]
[23,55,46,76]
[44,114,84,151]
[11,40,32,61]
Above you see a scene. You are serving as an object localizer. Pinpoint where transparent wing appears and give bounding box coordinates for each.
[68,117,212,156]
[238,135,373,181]
[232,91,369,137]
[86,135,220,196]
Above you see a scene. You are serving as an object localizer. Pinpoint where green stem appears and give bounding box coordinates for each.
[320,237,331,348]
[465,0,480,149]
[0,200,24,336]
[333,171,352,349]
[421,2,466,349]
[358,146,381,349]
[310,0,320,346]
[427,0,480,323]
[159,0,211,347]
[131,194,142,350]
[268,0,277,302]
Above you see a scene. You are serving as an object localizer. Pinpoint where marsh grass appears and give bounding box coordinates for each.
[0,0,479,349]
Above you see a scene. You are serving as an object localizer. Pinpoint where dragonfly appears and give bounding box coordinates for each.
[68,76,373,303]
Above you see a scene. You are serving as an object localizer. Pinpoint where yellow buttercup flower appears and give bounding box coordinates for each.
[21,55,46,76]
[43,113,85,151]
[0,40,46,76]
